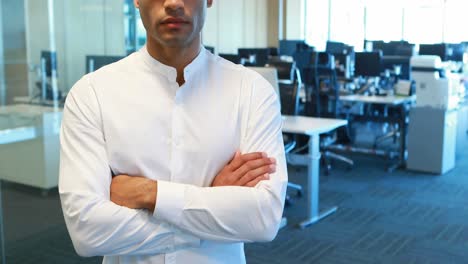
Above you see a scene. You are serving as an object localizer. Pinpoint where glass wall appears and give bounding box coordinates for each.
[0,1,128,263]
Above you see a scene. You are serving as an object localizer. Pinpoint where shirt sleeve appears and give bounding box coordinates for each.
[59,77,200,257]
[153,73,288,243]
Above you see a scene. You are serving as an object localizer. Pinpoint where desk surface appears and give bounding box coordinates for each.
[340,95,416,105]
[282,115,347,136]
[0,104,62,114]
[13,96,64,108]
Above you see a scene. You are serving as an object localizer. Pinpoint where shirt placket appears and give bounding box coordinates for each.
[167,83,183,264]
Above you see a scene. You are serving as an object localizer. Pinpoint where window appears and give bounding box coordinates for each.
[365,3,403,42]
[304,0,330,51]
[403,2,444,44]
[328,0,365,50]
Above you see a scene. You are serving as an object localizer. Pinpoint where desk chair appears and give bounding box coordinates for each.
[35,51,63,102]
[249,64,304,205]
[246,66,279,95]
[294,51,354,175]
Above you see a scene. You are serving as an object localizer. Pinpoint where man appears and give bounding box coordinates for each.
[59,0,288,263]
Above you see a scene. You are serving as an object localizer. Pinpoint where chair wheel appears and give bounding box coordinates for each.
[324,164,331,176]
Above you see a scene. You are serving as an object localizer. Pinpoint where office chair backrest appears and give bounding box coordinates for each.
[247,66,280,96]
[278,82,300,116]
[265,57,296,83]
[292,50,314,71]
[313,52,335,70]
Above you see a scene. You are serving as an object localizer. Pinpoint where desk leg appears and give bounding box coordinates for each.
[388,104,409,172]
[0,181,5,264]
[299,135,337,228]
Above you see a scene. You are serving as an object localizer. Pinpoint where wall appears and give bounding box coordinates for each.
[285,0,305,40]
[203,0,280,54]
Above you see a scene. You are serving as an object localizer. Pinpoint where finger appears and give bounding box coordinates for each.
[229,152,267,171]
[245,174,270,187]
[237,162,276,186]
[234,157,276,180]
[228,150,240,163]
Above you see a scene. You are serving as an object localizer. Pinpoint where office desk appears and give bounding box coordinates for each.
[340,95,415,105]
[282,115,347,228]
[337,94,416,171]
[0,104,62,191]
[14,96,64,107]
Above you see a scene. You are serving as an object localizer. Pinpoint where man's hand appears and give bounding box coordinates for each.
[211,151,276,187]
[110,175,157,212]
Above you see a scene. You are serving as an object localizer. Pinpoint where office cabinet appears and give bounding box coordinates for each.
[407,107,457,174]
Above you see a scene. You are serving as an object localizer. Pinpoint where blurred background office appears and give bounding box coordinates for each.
[1,0,468,263]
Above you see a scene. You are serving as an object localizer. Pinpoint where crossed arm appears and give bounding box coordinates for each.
[110,151,277,214]
[59,76,287,257]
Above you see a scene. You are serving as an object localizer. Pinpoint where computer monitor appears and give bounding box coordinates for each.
[366,40,386,53]
[237,48,269,66]
[268,47,279,57]
[393,43,415,56]
[86,55,125,73]
[381,55,411,80]
[419,43,448,61]
[354,51,382,77]
[446,43,465,62]
[219,53,240,64]
[279,40,306,57]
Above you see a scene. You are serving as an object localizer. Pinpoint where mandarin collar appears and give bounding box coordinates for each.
[139,45,207,83]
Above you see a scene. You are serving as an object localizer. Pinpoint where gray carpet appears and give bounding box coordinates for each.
[2,139,468,263]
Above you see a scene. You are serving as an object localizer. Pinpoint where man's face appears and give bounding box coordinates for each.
[135,0,213,48]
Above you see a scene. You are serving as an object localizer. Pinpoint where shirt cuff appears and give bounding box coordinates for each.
[153,180,186,224]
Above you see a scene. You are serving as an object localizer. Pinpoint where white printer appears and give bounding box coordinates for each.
[407,55,459,174]
[410,55,460,110]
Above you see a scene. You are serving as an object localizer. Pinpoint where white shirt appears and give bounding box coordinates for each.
[59,46,288,264]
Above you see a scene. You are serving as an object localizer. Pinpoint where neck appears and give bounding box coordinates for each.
[146,35,202,86]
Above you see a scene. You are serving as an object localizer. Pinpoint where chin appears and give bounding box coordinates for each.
[158,35,194,48]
